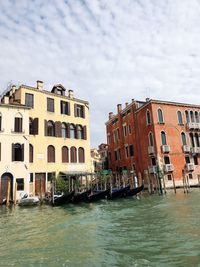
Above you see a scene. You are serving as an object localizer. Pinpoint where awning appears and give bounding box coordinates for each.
[59,171,96,178]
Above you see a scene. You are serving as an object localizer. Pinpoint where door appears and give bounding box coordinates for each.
[35,173,46,196]
[0,173,13,203]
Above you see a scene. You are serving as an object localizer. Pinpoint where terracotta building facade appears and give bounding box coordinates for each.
[106,98,200,189]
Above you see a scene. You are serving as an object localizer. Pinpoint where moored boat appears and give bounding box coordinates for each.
[88,188,110,202]
[125,184,144,197]
[51,191,75,206]
[18,196,40,207]
[108,185,130,200]
[71,189,91,204]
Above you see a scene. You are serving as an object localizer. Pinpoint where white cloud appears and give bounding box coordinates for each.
[1,0,200,147]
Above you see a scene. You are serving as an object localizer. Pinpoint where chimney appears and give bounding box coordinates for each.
[109,112,113,119]
[11,85,16,95]
[146,98,150,102]
[2,96,9,104]
[117,104,122,113]
[68,89,74,99]
[125,102,129,107]
[37,80,44,90]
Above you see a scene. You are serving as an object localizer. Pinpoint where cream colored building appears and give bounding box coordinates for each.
[12,81,91,195]
[91,148,102,173]
[0,96,30,203]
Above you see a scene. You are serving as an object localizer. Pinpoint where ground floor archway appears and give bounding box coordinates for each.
[0,172,14,203]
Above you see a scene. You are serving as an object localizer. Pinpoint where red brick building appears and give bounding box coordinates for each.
[106,98,200,189]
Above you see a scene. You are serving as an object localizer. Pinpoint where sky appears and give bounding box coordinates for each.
[1,0,200,148]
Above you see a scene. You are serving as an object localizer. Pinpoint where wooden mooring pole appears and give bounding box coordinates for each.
[14,182,17,205]
[6,178,10,207]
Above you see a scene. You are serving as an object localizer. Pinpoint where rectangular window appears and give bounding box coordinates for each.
[123,125,127,137]
[125,146,129,158]
[128,125,132,134]
[25,93,34,108]
[47,172,55,182]
[118,149,121,160]
[113,130,117,143]
[185,156,190,164]
[129,145,134,157]
[14,118,22,132]
[47,98,54,112]
[107,134,110,145]
[16,178,24,191]
[193,156,198,165]
[30,173,33,183]
[167,174,172,181]
[117,129,120,140]
[188,173,193,179]
[61,101,70,115]
[151,157,156,166]
[75,104,85,118]
[115,150,118,161]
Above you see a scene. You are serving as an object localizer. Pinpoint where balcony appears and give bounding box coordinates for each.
[182,145,191,153]
[185,163,194,172]
[187,122,200,130]
[163,164,174,172]
[191,147,200,154]
[148,146,155,155]
[161,145,170,153]
[148,166,157,174]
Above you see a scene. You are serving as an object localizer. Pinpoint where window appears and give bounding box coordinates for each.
[30,173,33,183]
[185,111,190,123]
[61,123,68,138]
[29,118,38,135]
[167,174,172,181]
[78,147,85,163]
[70,124,76,139]
[77,125,84,139]
[117,128,120,139]
[47,121,55,136]
[146,110,151,125]
[107,134,110,145]
[125,146,129,158]
[149,132,154,146]
[29,118,33,134]
[74,104,85,118]
[70,146,77,163]
[151,157,156,166]
[47,98,54,112]
[193,156,198,165]
[195,111,199,123]
[158,109,164,123]
[61,101,70,115]
[190,111,195,123]
[0,143,1,161]
[117,149,121,160]
[12,143,24,161]
[181,132,187,146]
[185,156,190,164]
[123,125,127,137]
[29,144,33,163]
[62,146,69,163]
[47,145,55,162]
[189,133,195,147]
[177,111,183,124]
[115,150,118,161]
[129,145,134,157]
[16,178,24,191]
[188,173,193,179]
[14,117,23,132]
[128,125,132,134]
[195,133,200,147]
[25,93,34,108]
[113,130,117,143]
[161,131,167,145]
[47,172,55,182]
[0,114,2,131]
[164,156,170,164]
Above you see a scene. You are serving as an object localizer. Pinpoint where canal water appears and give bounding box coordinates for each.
[0,189,200,267]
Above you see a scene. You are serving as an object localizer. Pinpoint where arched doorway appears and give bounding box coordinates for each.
[0,173,14,203]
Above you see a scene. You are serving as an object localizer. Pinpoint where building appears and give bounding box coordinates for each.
[1,81,91,199]
[0,91,30,203]
[90,148,101,173]
[106,98,200,189]
[98,143,109,170]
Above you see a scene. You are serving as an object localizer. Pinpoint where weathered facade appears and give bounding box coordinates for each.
[106,98,200,189]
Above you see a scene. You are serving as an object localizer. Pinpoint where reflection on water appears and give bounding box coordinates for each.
[0,189,200,267]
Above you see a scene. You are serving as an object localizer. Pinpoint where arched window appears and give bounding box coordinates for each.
[14,112,23,132]
[47,121,55,136]
[161,131,167,145]
[158,109,164,123]
[29,118,33,134]
[189,133,195,148]
[195,111,199,123]
[61,122,67,138]
[29,144,33,163]
[62,146,69,163]
[181,132,187,146]
[177,111,183,124]
[77,125,84,139]
[146,110,151,125]
[185,111,190,123]
[47,145,55,162]
[195,133,200,147]
[148,132,154,146]
[78,147,85,163]
[12,143,24,161]
[190,111,195,123]
[70,146,77,163]
[70,124,76,139]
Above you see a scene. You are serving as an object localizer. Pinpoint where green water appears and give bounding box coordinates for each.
[0,189,200,267]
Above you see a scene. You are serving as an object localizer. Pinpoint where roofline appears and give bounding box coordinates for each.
[0,103,30,109]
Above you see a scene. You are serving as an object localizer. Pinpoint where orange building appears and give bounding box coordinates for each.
[106,98,200,189]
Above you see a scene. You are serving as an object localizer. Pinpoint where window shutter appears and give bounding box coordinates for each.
[21,144,24,162]
[82,106,85,118]
[12,143,15,161]
[33,118,39,135]
[66,123,70,138]
[60,101,63,114]
[44,120,48,136]
[75,125,78,139]
[74,104,77,117]
[68,102,71,116]
[55,121,62,137]
[83,126,87,140]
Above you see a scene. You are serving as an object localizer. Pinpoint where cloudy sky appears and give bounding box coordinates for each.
[1,0,200,147]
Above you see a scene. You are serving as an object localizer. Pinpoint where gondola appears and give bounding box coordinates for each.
[46,191,75,206]
[125,184,144,197]
[88,188,110,202]
[71,189,91,204]
[108,185,130,200]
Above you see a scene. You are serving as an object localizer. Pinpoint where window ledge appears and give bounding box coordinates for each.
[11,130,25,134]
[158,122,165,125]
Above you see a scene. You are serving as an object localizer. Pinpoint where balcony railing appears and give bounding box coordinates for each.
[185,163,194,172]
[187,122,200,130]
[182,145,191,153]
[191,147,200,154]
[148,166,157,174]
[162,145,170,153]
[163,164,174,172]
[148,146,155,155]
